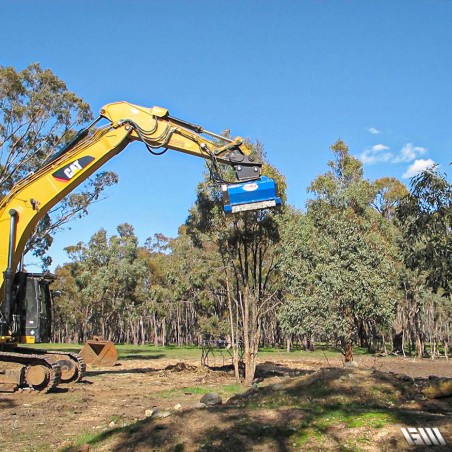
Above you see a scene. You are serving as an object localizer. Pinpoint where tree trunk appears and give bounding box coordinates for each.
[344,340,353,363]
[286,336,292,353]
[161,317,166,347]
[226,277,241,383]
[243,287,259,386]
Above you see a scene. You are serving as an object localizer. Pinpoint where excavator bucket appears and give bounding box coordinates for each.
[79,337,118,367]
[222,176,282,214]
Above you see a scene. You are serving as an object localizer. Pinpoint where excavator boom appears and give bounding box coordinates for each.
[0,101,280,301]
[0,101,281,391]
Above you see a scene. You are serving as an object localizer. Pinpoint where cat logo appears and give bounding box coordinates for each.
[52,156,95,182]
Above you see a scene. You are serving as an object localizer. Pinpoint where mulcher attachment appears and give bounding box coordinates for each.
[222,176,282,214]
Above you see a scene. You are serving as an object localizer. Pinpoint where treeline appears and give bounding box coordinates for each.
[52,140,451,378]
[3,65,449,385]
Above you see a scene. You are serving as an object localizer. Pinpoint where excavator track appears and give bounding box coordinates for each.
[43,350,86,383]
[14,347,86,384]
[0,351,61,392]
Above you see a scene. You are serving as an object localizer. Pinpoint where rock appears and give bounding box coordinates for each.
[200,393,222,405]
[108,421,115,428]
[422,378,452,399]
[193,402,206,409]
[80,446,91,452]
[271,383,285,391]
[173,403,182,411]
[145,409,155,417]
[344,361,358,368]
[152,409,172,419]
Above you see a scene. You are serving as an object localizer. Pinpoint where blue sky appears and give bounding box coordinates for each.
[1,0,451,270]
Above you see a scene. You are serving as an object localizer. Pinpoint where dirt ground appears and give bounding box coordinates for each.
[1,353,451,451]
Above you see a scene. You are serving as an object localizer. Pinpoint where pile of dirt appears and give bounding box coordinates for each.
[230,367,452,413]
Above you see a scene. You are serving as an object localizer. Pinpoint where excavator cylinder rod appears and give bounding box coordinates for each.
[222,176,282,214]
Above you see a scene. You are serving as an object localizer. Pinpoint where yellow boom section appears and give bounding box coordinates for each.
[0,101,257,297]
[0,125,131,295]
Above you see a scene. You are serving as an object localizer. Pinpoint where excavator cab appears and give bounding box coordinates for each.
[14,272,54,344]
[0,272,85,392]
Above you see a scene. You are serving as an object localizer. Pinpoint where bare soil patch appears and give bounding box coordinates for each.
[1,354,451,451]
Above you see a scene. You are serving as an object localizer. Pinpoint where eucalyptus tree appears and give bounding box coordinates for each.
[187,142,287,385]
[395,168,452,357]
[372,177,409,220]
[279,140,399,361]
[397,168,451,296]
[135,233,173,346]
[165,227,229,346]
[0,63,117,266]
[56,224,146,342]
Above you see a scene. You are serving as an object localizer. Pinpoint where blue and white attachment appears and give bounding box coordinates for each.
[222,176,282,214]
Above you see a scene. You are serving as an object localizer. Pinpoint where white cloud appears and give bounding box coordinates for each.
[358,144,392,164]
[371,144,390,152]
[402,159,436,179]
[393,143,426,163]
[359,142,429,167]
[368,127,381,134]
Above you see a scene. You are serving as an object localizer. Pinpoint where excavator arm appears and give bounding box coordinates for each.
[0,101,281,337]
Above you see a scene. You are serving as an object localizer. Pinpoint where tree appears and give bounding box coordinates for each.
[187,142,287,385]
[372,177,408,220]
[56,224,146,343]
[0,63,118,266]
[279,140,399,362]
[397,167,452,296]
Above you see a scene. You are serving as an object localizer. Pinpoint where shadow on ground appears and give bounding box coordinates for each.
[84,366,160,377]
[0,397,15,408]
[64,366,452,451]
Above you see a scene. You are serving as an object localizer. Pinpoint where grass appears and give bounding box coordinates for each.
[155,383,243,399]
[22,343,203,361]
[281,407,398,449]
[22,341,447,363]
[22,342,381,363]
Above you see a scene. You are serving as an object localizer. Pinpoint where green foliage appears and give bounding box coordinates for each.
[186,140,287,383]
[0,63,92,192]
[308,139,375,212]
[397,168,451,296]
[0,64,118,267]
[55,224,146,342]
[372,177,408,220]
[279,140,399,357]
[47,135,451,362]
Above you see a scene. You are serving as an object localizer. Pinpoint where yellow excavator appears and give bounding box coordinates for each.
[0,101,281,392]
